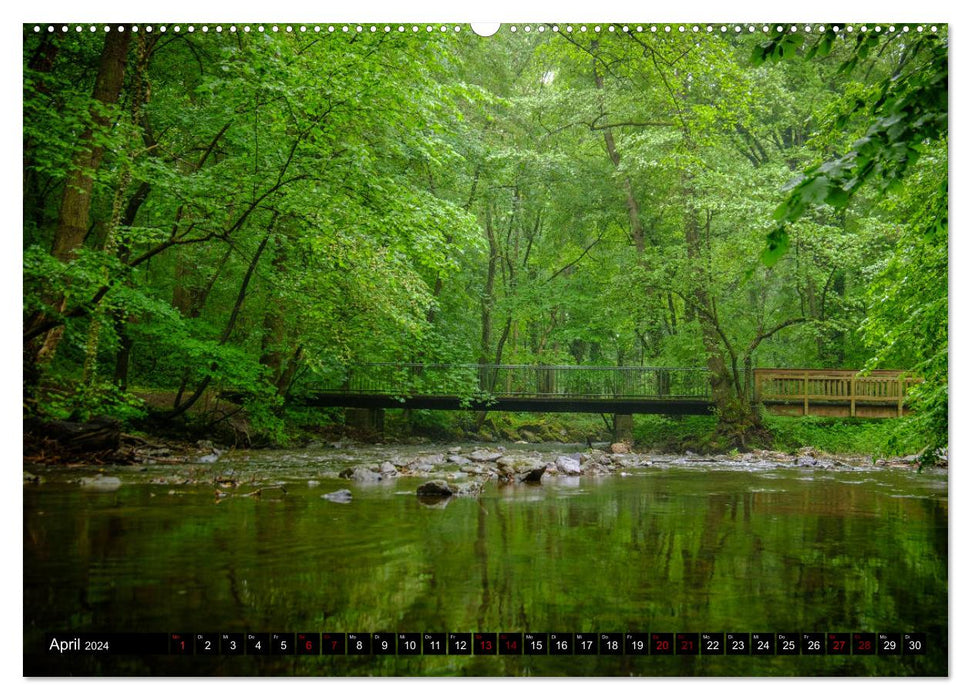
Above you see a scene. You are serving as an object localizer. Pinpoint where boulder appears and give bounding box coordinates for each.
[339,467,382,482]
[417,480,454,497]
[454,480,484,497]
[447,454,472,465]
[469,449,504,462]
[520,467,546,483]
[79,475,122,491]
[322,489,353,503]
[497,456,545,472]
[379,461,399,476]
[555,455,582,475]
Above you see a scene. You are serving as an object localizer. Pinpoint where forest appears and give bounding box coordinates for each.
[22,24,948,459]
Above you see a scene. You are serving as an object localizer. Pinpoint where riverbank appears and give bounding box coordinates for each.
[23,404,936,471]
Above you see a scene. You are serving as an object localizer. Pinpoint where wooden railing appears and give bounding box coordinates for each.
[753,368,920,417]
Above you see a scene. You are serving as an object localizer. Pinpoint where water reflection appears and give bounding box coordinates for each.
[24,459,947,676]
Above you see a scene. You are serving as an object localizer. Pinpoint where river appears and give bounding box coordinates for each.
[23,443,948,676]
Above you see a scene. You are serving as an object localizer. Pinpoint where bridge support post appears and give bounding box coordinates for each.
[613,414,634,443]
[346,408,384,435]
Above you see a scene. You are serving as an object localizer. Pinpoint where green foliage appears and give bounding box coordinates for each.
[759,29,947,266]
[766,415,912,456]
[632,415,720,451]
[22,28,946,456]
[38,379,147,423]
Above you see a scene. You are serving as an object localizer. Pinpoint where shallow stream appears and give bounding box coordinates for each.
[23,443,948,676]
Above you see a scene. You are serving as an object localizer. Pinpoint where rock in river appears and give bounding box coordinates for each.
[79,475,122,491]
[555,455,582,475]
[520,467,547,483]
[339,467,383,482]
[468,449,503,462]
[322,489,353,503]
[417,480,454,497]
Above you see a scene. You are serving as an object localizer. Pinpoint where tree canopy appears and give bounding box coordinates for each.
[22,24,947,455]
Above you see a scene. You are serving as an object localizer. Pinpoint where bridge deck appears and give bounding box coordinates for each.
[293,364,917,418]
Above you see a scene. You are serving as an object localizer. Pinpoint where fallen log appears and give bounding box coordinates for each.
[24,416,122,454]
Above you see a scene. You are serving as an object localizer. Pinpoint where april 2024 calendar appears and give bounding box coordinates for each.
[23,20,948,678]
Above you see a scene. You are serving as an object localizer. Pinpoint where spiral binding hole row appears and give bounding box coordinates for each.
[30,24,939,35]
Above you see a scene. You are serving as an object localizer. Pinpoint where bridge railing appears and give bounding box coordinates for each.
[753,368,920,417]
[318,364,712,400]
[302,364,918,413]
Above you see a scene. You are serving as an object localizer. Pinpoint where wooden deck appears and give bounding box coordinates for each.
[754,368,920,418]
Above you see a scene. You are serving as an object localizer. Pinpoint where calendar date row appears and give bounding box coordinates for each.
[46,632,926,656]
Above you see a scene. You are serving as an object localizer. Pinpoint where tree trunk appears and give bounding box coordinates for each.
[682,180,764,447]
[592,57,646,255]
[30,31,131,369]
[160,216,276,421]
[259,235,289,387]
